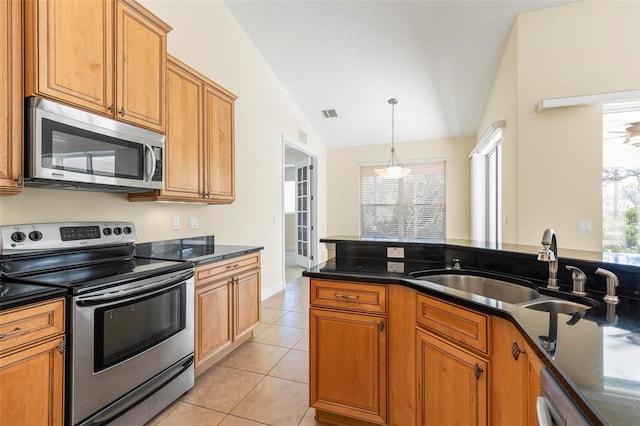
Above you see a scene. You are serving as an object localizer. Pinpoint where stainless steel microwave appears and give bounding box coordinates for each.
[25,97,165,192]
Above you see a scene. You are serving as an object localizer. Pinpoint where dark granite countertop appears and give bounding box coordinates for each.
[136,236,263,266]
[0,280,68,312]
[304,251,640,425]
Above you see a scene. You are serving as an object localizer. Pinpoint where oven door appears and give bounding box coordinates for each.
[71,269,194,425]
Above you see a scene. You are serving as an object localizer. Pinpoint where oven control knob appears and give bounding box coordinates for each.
[123,226,132,235]
[28,231,43,241]
[103,228,112,236]
[11,232,26,242]
[113,227,122,235]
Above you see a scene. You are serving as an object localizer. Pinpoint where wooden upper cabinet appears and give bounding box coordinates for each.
[204,85,235,202]
[0,0,24,194]
[24,0,170,132]
[160,57,203,199]
[129,55,237,204]
[115,0,168,130]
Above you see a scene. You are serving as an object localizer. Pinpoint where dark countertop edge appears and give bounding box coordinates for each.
[0,287,68,312]
[178,246,264,266]
[302,269,609,426]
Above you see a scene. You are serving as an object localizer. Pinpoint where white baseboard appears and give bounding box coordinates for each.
[262,280,285,301]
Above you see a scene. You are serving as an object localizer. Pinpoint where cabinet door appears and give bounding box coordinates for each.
[416,329,487,426]
[24,0,114,114]
[491,317,528,425]
[526,342,543,426]
[0,0,23,194]
[115,0,168,131]
[0,336,65,426]
[203,85,235,203]
[163,58,204,199]
[310,308,387,424]
[233,269,261,340]
[195,279,232,368]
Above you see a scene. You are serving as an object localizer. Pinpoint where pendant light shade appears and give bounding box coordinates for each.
[375,98,411,179]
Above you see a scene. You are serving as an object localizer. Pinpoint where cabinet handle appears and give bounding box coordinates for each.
[334,293,359,300]
[14,174,24,188]
[378,321,384,332]
[119,107,126,117]
[108,104,115,113]
[512,341,526,361]
[226,264,240,269]
[57,340,66,354]
[473,364,483,380]
[0,327,22,340]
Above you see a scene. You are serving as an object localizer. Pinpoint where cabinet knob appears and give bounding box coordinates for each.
[108,104,115,113]
[511,341,526,361]
[473,364,484,380]
[57,340,66,354]
[14,174,24,187]
[378,321,384,332]
[119,107,126,117]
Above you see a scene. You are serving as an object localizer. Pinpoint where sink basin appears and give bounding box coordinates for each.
[520,298,597,314]
[413,273,541,304]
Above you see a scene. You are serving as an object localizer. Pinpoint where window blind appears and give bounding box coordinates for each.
[361,161,446,238]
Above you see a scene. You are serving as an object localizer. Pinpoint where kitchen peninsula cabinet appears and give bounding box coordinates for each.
[0,0,23,195]
[309,279,388,425]
[24,0,171,132]
[415,294,489,426]
[0,298,65,426]
[194,252,260,376]
[492,317,544,426]
[128,55,236,204]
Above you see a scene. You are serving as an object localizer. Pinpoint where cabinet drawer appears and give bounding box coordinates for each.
[0,298,65,354]
[196,252,261,284]
[310,280,386,314]
[416,294,488,354]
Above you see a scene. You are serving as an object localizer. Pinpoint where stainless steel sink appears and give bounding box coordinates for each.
[520,298,597,314]
[413,273,541,304]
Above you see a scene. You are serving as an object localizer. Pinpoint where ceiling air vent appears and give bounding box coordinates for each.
[322,109,338,118]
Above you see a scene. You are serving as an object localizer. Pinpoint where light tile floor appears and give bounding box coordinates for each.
[148,277,329,426]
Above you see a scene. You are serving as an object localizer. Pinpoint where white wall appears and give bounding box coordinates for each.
[0,1,328,300]
[327,137,475,239]
[477,0,640,251]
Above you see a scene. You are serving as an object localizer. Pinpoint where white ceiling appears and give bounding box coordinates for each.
[225,0,578,147]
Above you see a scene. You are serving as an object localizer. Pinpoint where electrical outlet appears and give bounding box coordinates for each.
[188,217,198,230]
[387,247,405,258]
[387,261,405,273]
[172,217,180,231]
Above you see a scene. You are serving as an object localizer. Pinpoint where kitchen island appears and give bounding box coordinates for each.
[303,237,640,426]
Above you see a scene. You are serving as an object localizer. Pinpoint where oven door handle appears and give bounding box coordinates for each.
[75,269,194,306]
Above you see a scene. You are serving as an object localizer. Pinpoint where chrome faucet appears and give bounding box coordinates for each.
[596,268,619,304]
[566,265,586,296]
[537,229,559,290]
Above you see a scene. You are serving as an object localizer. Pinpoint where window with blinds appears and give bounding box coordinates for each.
[360,162,445,238]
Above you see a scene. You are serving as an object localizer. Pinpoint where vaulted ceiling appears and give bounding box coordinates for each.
[225,0,578,147]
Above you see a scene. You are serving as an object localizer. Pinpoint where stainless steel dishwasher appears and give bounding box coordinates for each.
[537,368,592,426]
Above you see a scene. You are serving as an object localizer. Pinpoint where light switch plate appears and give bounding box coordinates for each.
[577,220,592,232]
[387,247,405,258]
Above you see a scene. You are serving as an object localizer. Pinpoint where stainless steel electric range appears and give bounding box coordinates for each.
[0,222,195,426]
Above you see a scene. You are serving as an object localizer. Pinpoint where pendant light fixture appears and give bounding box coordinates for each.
[375,98,411,179]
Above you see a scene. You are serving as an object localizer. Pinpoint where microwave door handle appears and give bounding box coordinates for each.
[144,143,156,182]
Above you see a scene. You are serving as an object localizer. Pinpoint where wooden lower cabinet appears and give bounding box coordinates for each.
[415,328,488,426]
[0,298,66,426]
[310,308,387,425]
[194,252,261,376]
[491,317,545,426]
